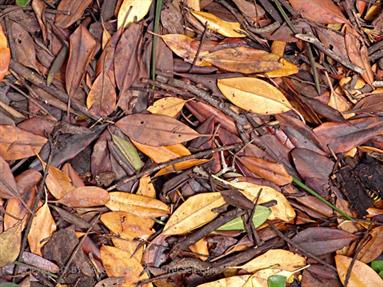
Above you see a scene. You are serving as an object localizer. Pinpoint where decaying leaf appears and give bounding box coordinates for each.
[147,97,186,117]
[55,0,93,28]
[0,223,22,267]
[105,192,170,218]
[191,11,245,38]
[218,77,292,115]
[163,192,226,236]
[335,255,383,286]
[87,72,117,117]
[116,114,201,146]
[117,0,153,29]
[28,202,57,256]
[0,125,47,160]
[57,186,110,207]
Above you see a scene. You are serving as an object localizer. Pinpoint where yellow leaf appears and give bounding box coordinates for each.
[186,0,200,10]
[163,192,226,236]
[0,223,22,267]
[217,77,292,115]
[241,249,306,273]
[197,275,251,287]
[117,0,153,29]
[191,11,246,38]
[137,176,156,198]
[101,211,154,240]
[100,245,150,286]
[147,97,186,117]
[132,140,190,163]
[155,158,210,176]
[335,255,383,286]
[215,178,296,222]
[265,58,299,77]
[271,40,286,57]
[190,238,209,261]
[28,202,57,256]
[106,192,170,218]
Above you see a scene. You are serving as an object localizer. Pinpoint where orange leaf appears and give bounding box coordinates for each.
[87,72,116,117]
[132,140,190,163]
[155,158,210,176]
[0,26,10,81]
[58,186,110,207]
[46,164,74,200]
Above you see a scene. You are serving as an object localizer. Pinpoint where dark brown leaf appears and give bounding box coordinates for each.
[55,0,93,28]
[0,155,18,199]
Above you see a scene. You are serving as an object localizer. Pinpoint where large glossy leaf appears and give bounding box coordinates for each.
[218,77,292,115]
[0,125,47,160]
[116,114,200,146]
[291,227,356,255]
[163,192,226,236]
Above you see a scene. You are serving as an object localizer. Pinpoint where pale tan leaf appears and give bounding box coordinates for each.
[137,176,156,198]
[117,0,153,29]
[0,223,22,267]
[191,11,245,38]
[106,192,170,218]
[132,140,190,163]
[147,97,186,117]
[163,192,226,236]
[58,186,110,207]
[335,255,383,286]
[46,165,74,200]
[217,77,292,115]
[28,202,57,256]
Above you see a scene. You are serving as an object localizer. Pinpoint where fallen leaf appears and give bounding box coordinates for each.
[55,0,93,28]
[87,72,117,117]
[218,205,271,231]
[203,47,283,74]
[137,176,156,198]
[335,255,383,286]
[197,275,250,287]
[0,26,10,81]
[112,134,144,172]
[101,211,154,240]
[190,238,209,261]
[288,0,348,24]
[116,114,200,146]
[28,202,57,256]
[240,249,306,273]
[191,11,245,37]
[45,164,74,200]
[117,0,153,29]
[0,155,18,199]
[58,186,110,207]
[357,226,383,263]
[291,227,356,256]
[265,58,299,78]
[238,156,293,186]
[105,192,170,218]
[217,77,292,115]
[132,140,190,163]
[155,158,210,176]
[0,125,47,160]
[163,192,226,236]
[147,97,186,117]
[66,25,97,98]
[0,223,22,267]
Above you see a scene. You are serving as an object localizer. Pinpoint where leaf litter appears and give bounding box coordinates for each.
[0,0,383,286]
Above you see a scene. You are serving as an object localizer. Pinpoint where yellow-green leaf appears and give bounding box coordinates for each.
[217,77,292,115]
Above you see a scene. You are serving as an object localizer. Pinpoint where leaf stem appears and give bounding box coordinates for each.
[292,176,354,221]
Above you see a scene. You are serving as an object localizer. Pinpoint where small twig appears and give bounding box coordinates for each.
[107,144,242,191]
[295,33,364,74]
[188,21,208,73]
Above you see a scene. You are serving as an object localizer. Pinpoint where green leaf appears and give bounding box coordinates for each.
[218,205,271,231]
[16,0,29,7]
[379,270,383,279]
[112,134,144,172]
[267,275,287,287]
[372,260,383,273]
[0,283,20,287]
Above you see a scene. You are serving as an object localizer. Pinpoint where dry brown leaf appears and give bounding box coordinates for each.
[197,275,250,287]
[357,226,383,263]
[87,72,116,117]
[147,97,186,117]
[163,192,226,236]
[132,140,190,163]
[0,25,10,81]
[190,238,209,261]
[58,186,110,207]
[335,255,383,286]
[0,155,18,198]
[66,25,97,98]
[101,211,154,240]
[55,0,93,28]
[0,223,22,267]
[238,156,293,186]
[116,114,200,147]
[191,11,245,37]
[137,176,156,198]
[155,158,210,176]
[218,77,292,115]
[28,202,57,256]
[45,164,74,200]
[0,125,47,160]
[106,192,170,218]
